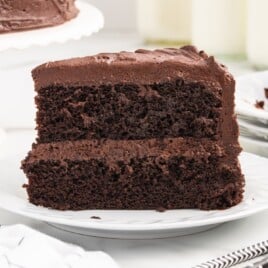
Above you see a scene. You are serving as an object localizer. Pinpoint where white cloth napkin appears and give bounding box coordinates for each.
[0,224,119,268]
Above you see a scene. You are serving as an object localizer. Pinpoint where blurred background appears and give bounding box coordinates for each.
[0,0,267,157]
[88,0,266,66]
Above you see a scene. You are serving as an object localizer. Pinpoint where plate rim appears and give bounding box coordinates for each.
[235,71,268,121]
[239,135,268,147]
[0,196,267,231]
[238,119,268,134]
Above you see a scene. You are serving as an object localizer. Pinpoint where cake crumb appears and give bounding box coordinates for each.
[90,216,101,220]
[255,100,265,109]
[156,207,166,212]
[264,88,268,99]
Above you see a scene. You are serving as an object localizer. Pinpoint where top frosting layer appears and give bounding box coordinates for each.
[32,46,234,91]
[0,0,78,33]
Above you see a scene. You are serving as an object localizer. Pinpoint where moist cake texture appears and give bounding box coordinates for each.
[36,81,221,142]
[0,0,78,33]
[22,46,244,210]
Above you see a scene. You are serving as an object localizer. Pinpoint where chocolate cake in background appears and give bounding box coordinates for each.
[22,46,245,210]
[0,0,78,33]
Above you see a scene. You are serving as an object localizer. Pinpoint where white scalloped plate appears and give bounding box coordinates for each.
[239,136,268,158]
[238,119,268,140]
[0,128,6,159]
[0,152,267,239]
[0,1,104,52]
[235,71,268,124]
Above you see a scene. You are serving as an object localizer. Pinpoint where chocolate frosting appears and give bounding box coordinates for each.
[32,46,233,91]
[0,0,78,33]
[25,137,228,164]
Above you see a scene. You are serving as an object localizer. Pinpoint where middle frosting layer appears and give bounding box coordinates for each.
[25,137,227,163]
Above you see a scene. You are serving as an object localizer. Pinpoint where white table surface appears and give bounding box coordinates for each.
[0,32,267,268]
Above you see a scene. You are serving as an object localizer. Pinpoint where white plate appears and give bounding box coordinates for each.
[0,1,104,52]
[0,151,267,239]
[239,136,268,158]
[0,128,6,158]
[238,119,268,140]
[236,71,268,123]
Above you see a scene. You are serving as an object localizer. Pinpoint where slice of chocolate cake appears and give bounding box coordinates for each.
[22,46,244,210]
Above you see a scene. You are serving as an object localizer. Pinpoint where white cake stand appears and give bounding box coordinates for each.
[0,1,104,52]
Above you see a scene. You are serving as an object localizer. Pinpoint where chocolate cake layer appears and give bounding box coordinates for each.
[33,46,238,144]
[0,0,78,33]
[36,80,222,142]
[22,138,244,210]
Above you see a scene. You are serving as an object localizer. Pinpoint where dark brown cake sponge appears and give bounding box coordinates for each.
[22,138,244,210]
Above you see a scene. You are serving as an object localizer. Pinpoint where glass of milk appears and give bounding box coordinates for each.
[192,0,246,57]
[137,0,191,45]
[247,0,268,69]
